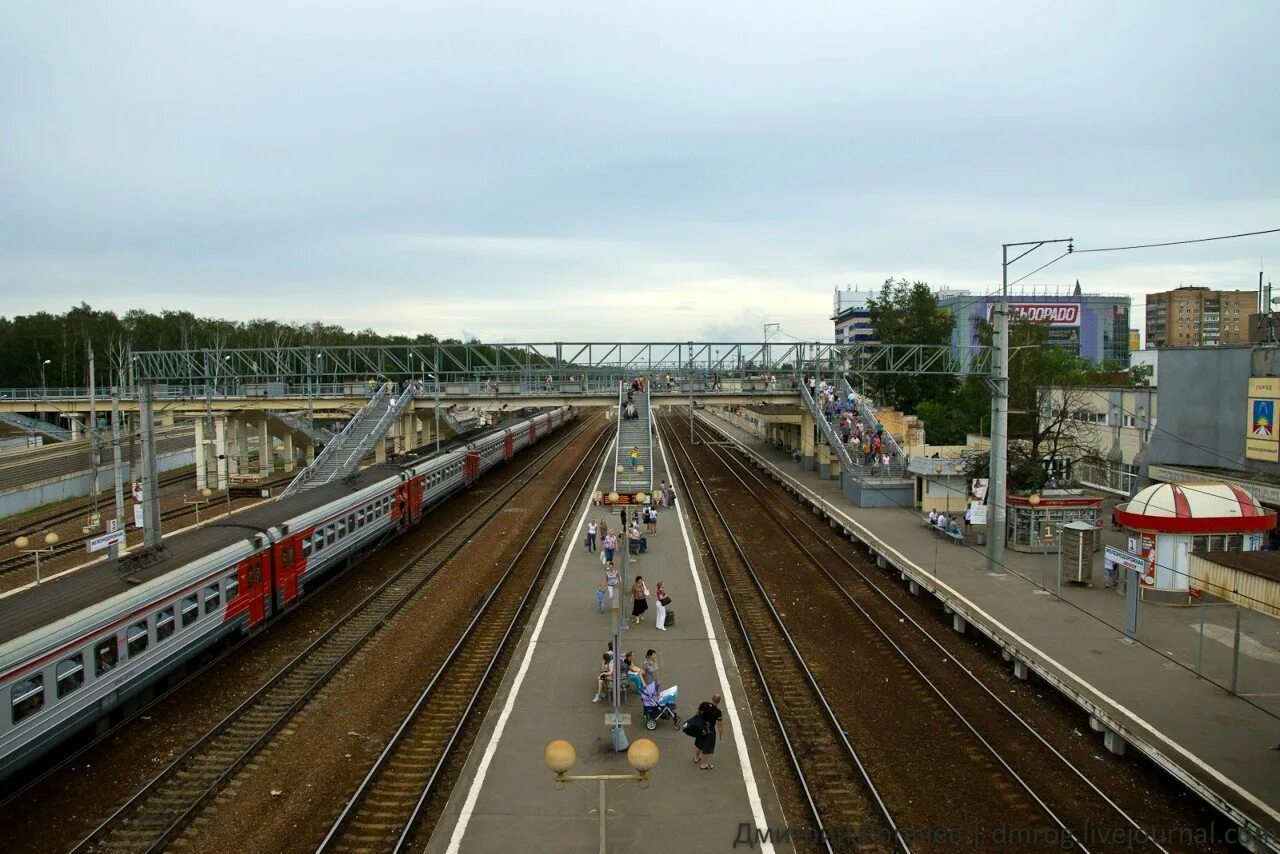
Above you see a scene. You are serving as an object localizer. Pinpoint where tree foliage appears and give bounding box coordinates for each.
[0,304,451,387]
[865,278,957,413]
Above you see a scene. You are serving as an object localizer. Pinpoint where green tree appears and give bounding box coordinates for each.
[865,278,957,412]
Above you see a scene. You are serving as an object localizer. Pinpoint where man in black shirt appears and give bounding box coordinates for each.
[693,692,724,769]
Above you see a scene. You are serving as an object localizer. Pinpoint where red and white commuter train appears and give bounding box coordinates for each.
[0,406,576,782]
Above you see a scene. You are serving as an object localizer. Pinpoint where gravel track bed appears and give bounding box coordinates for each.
[673,413,1237,852]
[163,420,607,853]
[0,425,597,853]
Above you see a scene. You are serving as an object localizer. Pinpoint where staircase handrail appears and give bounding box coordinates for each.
[267,410,334,445]
[612,380,625,494]
[279,382,390,498]
[643,381,653,494]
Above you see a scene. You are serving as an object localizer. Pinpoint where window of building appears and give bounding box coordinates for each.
[11,674,43,724]
[57,654,85,698]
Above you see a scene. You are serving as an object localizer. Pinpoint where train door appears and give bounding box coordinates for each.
[275,530,308,611]
[464,452,481,485]
[393,482,411,527]
[503,432,514,461]
[528,421,538,444]
[408,474,425,522]
[227,551,270,627]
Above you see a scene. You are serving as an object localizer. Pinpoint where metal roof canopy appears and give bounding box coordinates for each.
[129,342,990,383]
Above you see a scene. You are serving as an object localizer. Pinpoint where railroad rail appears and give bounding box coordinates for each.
[317,428,614,852]
[73,415,607,854]
[672,413,1174,853]
[659,415,904,854]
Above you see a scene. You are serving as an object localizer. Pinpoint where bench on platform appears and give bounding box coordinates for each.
[922,518,965,545]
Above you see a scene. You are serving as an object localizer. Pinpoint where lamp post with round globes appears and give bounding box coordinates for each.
[1028,492,1047,592]
[544,738,659,854]
[185,487,214,525]
[14,532,59,583]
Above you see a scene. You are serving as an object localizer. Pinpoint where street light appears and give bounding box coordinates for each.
[14,532,59,583]
[544,737,659,854]
[185,487,213,524]
[40,358,51,392]
[1028,492,1048,591]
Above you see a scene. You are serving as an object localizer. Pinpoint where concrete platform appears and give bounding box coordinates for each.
[698,407,1280,852]
[426,439,789,853]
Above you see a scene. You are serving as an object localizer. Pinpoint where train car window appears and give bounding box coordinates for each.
[336,520,346,538]
[326,525,336,545]
[11,674,43,724]
[126,621,149,657]
[181,594,200,628]
[94,637,118,676]
[347,514,355,531]
[204,583,221,614]
[302,538,312,558]
[156,606,176,642]
[356,509,364,528]
[56,654,85,698]
[225,572,240,601]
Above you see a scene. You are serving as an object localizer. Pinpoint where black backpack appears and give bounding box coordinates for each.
[681,716,706,738]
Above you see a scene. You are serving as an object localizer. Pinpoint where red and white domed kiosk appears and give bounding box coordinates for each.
[1114,482,1275,600]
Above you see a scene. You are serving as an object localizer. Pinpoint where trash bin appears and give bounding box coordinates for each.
[975,531,987,546]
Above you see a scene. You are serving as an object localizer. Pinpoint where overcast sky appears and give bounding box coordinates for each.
[2,2,1278,343]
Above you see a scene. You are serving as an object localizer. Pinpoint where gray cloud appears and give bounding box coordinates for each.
[2,1,1278,342]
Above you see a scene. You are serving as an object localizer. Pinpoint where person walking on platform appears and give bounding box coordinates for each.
[666,485,676,507]
[693,693,724,769]
[963,506,972,539]
[629,446,640,469]
[631,575,650,623]
[586,520,598,553]
[604,562,620,606]
[654,581,669,630]
[603,532,617,564]
[619,506,628,531]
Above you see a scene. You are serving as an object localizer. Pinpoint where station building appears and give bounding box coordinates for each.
[939,283,1132,365]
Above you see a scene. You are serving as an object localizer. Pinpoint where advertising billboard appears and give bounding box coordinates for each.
[1247,377,1280,462]
[987,303,1081,326]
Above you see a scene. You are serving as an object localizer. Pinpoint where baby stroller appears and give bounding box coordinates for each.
[640,682,680,730]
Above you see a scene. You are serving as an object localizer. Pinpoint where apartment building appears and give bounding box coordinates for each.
[1145,286,1256,347]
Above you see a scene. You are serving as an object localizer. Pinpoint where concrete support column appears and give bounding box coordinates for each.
[375,437,387,464]
[817,443,831,480]
[236,419,250,475]
[801,414,816,470]
[159,411,175,427]
[952,612,966,634]
[258,419,272,478]
[305,443,316,465]
[908,580,921,596]
[1103,730,1127,756]
[214,417,229,490]
[194,418,208,490]
[71,420,82,441]
[1013,660,1029,681]
[283,433,295,472]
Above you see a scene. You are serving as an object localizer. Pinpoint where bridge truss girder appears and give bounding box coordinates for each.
[129,342,990,384]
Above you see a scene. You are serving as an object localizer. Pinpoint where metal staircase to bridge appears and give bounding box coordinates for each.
[279,382,413,497]
[0,412,71,442]
[613,381,653,497]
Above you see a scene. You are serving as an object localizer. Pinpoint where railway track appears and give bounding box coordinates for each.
[0,469,190,539]
[317,428,613,852]
[73,415,607,854]
[0,472,295,575]
[670,413,1173,853]
[659,416,902,854]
